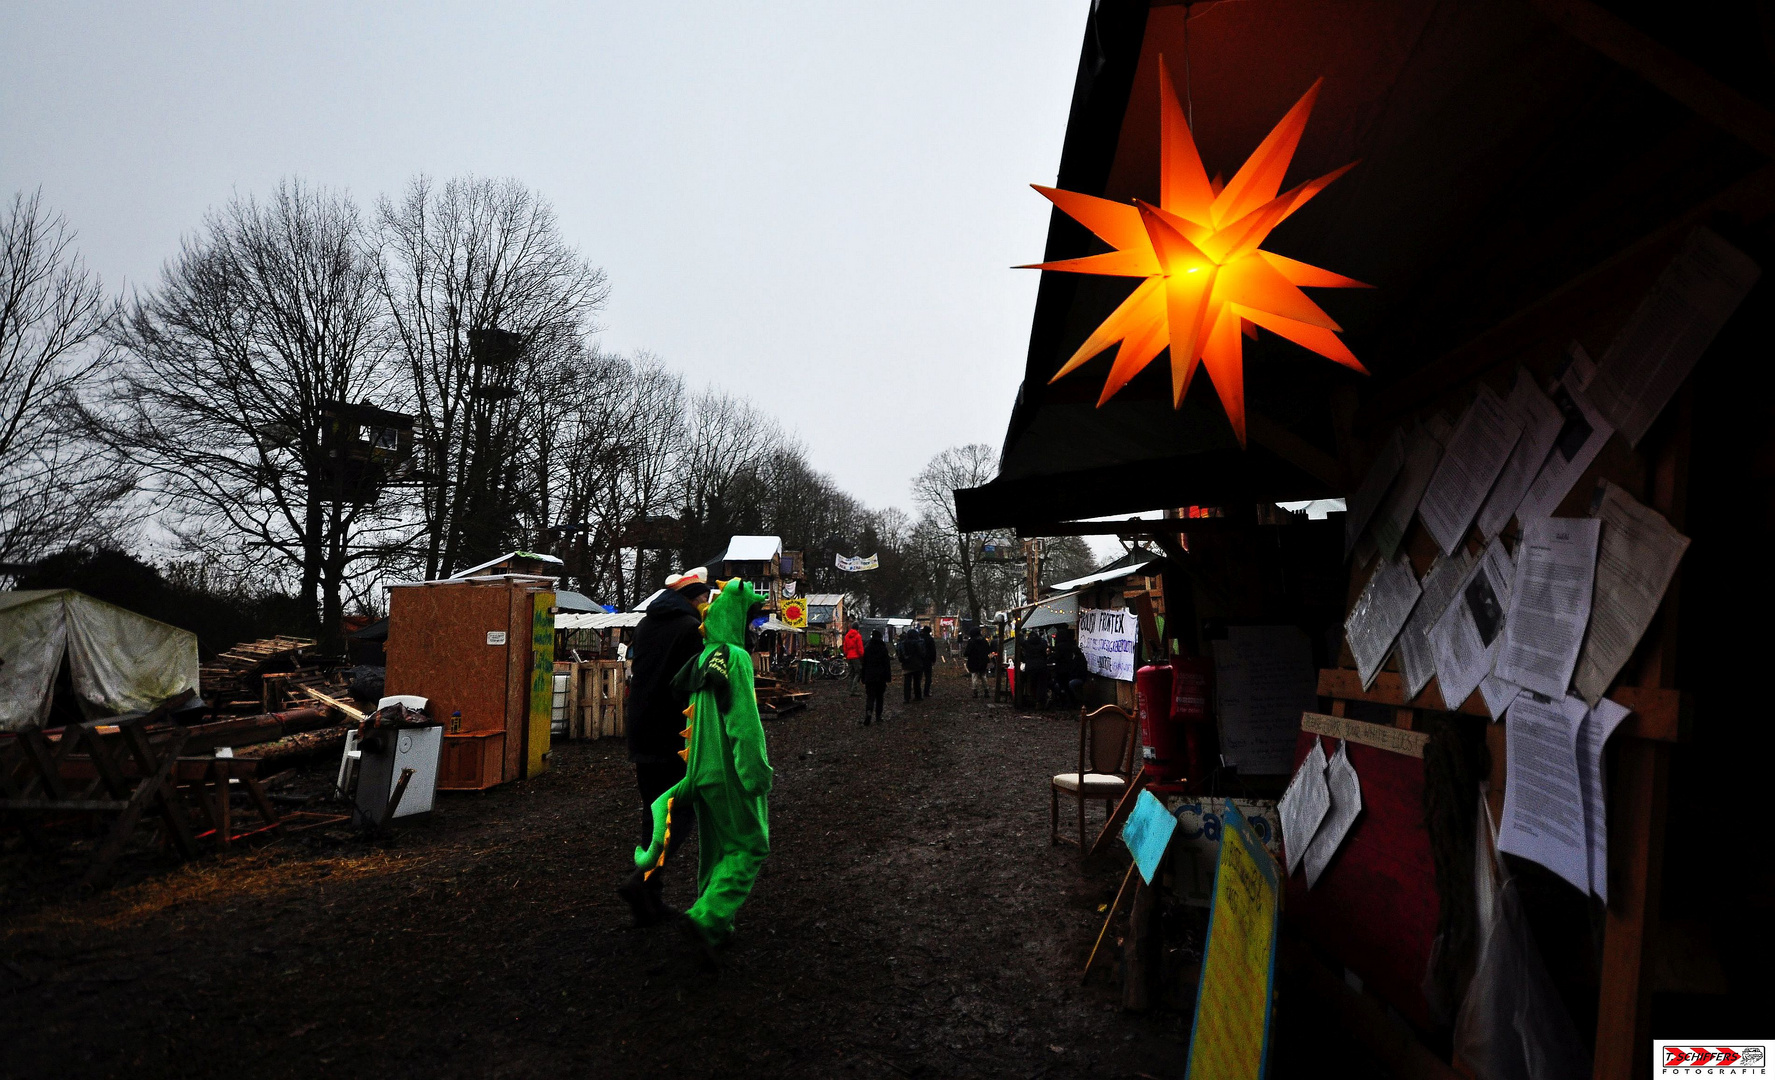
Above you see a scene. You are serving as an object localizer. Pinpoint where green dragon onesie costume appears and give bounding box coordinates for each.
[633,578,774,948]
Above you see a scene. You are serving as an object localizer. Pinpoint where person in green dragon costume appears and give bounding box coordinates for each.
[633,578,774,955]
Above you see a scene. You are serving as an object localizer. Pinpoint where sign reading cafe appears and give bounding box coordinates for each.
[1077,607,1139,682]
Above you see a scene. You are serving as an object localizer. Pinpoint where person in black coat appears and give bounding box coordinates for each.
[919,625,937,698]
[896,628,925,702]
[617,568,710,926]
[964,627,992,698]
[859,629,893,725]
[1021,629,1050,709]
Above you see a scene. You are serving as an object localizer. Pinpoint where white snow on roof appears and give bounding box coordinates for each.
[722,535,782,562]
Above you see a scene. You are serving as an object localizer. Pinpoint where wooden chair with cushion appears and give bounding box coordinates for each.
[1050,704,1138,853]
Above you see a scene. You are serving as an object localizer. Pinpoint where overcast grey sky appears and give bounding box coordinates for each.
[1,1,1086,516]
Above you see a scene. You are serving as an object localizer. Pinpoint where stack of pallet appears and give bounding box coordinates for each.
[198,636,318,713]
[754,675,812,717]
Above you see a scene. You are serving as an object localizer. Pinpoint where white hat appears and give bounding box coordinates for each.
[664,566,710,591]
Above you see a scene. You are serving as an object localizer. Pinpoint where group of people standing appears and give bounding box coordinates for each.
[1019,626,1089,709]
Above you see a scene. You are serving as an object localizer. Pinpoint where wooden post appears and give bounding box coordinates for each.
[1123,877,1157,1011]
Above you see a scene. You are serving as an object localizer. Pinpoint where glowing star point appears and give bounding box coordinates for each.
[1023,57,1370,446]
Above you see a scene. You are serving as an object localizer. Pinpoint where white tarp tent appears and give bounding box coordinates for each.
[0,590,200,731]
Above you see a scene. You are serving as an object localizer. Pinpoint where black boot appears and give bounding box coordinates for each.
[617,868,663,928]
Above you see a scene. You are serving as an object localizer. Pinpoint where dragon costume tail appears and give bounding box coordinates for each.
[633,779,687,875]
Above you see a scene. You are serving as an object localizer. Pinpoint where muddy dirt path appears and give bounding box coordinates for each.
[2,670,1195,1079]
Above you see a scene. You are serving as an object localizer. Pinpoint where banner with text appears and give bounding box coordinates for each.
[1077,606,1138,681]
[835,553,879,572]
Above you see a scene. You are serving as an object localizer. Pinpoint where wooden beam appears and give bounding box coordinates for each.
[1528,0,1775,159]
[1316,668,1688,742]
[1248,410,1349,491]
[1362,160,1775,426]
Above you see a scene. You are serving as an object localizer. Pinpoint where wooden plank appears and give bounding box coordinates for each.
[1316,669,1687,742]
[1592,739,1669,1080]
[1316,669,1486,717]
[300,685,368,722]
[1528,0,1775,159]
[1300,713,1428,759]
[0,799,131,812]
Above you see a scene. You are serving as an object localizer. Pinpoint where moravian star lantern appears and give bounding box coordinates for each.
[1021,58,1369,446]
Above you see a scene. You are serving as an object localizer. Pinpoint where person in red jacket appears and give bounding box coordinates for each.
[842,624,865,696]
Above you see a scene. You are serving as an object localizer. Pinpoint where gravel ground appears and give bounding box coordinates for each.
[1,669,1211,1079]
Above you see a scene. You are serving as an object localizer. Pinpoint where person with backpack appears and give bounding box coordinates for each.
[896,628,925,703]
[859,629,892,725]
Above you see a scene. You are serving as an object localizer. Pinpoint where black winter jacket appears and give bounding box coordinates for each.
[964,635,991,673]
[625,589,705,764]
[860,639,893,685]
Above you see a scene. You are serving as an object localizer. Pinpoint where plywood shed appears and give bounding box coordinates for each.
[384,577,556,790]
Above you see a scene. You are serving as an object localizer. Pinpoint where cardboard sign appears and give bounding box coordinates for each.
[1121,789,1178,885]
[1187,801,1282,1080]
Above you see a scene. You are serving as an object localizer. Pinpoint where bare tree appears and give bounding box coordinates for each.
[910,443,999,624]
[0,190,133,565]
[375,175,609,579]
[96,180,397,640]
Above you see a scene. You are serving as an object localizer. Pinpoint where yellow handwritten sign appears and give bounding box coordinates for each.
[1186,800,1282,1080]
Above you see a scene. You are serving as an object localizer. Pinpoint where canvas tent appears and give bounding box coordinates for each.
[0,590,200,732]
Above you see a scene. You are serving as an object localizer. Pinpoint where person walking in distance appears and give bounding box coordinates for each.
[859,629,892,725]
[617,567,711,927]
[964,625,992,699]
[919,625,937,699]
[1021,628,1050,710]
[897,628,925,703]
[843,624,865,696]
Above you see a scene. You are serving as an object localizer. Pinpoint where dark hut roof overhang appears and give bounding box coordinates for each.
[956,0,1775,533]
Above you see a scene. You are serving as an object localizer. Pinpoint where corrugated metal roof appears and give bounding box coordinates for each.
[805,593,846,605]
[557,611,646,631]
[1048,557,1163,594]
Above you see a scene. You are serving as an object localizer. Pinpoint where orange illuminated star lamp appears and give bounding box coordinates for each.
[1021,58,1369,445]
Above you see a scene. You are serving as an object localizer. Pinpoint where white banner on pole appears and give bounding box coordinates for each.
[835,553,879,572]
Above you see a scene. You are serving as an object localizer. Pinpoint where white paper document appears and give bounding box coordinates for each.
[1304,739,1363,889]
[1499,693,1591,893]
[1278,738,1331,877]
[1370,420,1447,561]
[1211,625,1318,775]
[1418,383,1523,555]
[1573,482,1690,704]
[1427,539,1514,709]
[1587,227,1760,446]
[1396,550,1473,700]
[1346,429,1404,559]
[1344,554,1421,689]
[1577,697,1632,903]
[1495,517,1600,699]
[1476,370,1565,539]
[1478,674,1521,720]
[1518,380,1614,520]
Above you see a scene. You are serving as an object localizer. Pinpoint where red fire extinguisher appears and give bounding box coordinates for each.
[1170,653,1217,785]
[1135,662,1178,779]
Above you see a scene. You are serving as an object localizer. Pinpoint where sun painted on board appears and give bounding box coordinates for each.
[1021,58,1369,445]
